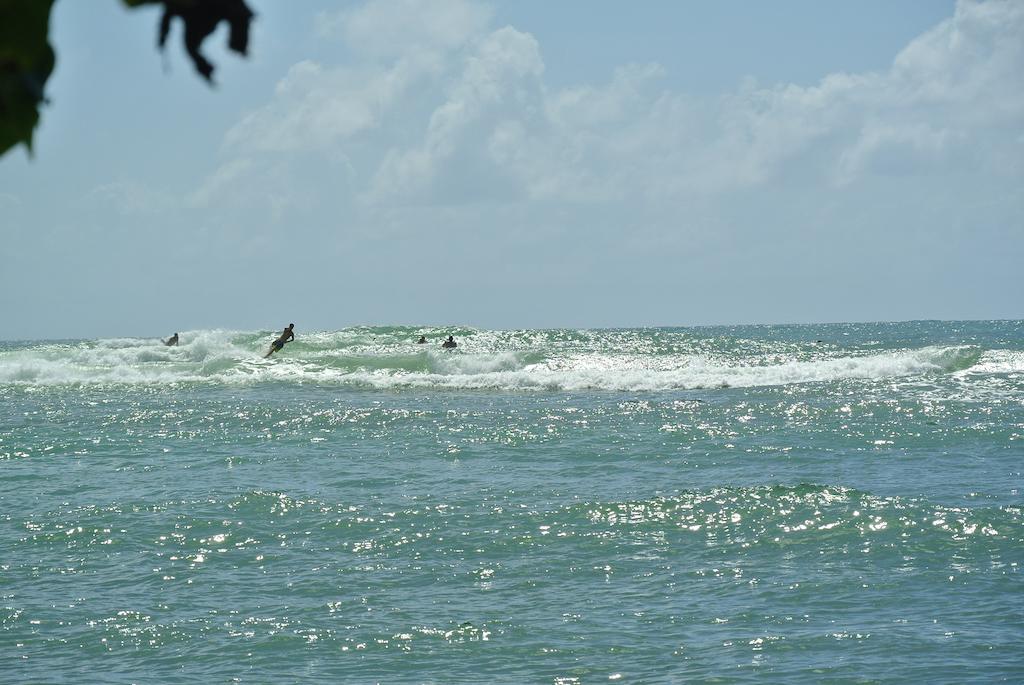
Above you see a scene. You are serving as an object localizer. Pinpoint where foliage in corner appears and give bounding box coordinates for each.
[123,0,255,84]
[0,0,254,160]
[0,0,56,157]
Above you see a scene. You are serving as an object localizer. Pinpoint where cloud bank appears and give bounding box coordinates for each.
[209,0,1022,212]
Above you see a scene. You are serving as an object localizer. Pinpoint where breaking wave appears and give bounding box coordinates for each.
[0,327,996,391]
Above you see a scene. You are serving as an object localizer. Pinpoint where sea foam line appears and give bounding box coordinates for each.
[0,340,981,390]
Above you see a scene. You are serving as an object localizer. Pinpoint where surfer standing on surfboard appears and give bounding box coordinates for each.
[264,324,295,358]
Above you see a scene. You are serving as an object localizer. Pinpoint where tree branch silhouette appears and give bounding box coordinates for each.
[0,0,255,159]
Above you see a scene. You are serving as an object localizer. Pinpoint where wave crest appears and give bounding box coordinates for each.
[0,329,991,391]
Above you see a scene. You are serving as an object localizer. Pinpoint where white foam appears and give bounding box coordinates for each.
[0,330,252,385]
[0,332,989,391]
[431,351,524,375]
[330,346,967,392]
[957,350,1024,375]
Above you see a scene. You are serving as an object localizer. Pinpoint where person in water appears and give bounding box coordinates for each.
[163,333,179,346]
[442,335,457,349]
[417,335,427,344]
[265,323,295,358]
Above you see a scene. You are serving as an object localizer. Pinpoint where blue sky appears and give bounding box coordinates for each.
[2,0,1021,340]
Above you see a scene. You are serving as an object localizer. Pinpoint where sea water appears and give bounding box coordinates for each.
[1,321,1021,683]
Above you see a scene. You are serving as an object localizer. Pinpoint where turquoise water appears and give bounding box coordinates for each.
[2,321,1022,683]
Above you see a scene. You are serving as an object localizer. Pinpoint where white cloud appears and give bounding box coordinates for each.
[187,158,256,208]
[890,0,1024,107]
[85,181,176,215]
[315,0,493,60]
[186,155,317,227]
[210,0,1024,211]
[520,0,1023,197]
[836,121,955,185]
[224,59,428,153]
[366,26,544,203]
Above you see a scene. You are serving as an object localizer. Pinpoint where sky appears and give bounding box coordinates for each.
[1,0,1022,340]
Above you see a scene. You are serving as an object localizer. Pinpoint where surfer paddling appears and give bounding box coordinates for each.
[163,333,179,346]
[264,323,295,358]
[441,335,457,349]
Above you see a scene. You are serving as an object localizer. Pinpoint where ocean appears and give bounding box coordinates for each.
[1,321,1021,683]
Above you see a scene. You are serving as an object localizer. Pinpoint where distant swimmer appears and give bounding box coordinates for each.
[264,323,295,358]
[163,333,179,346]
[441,335,457,349]
[417,335,427,344]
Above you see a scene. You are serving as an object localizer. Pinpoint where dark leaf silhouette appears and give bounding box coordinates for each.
[0,0,255,159]
[124,0,255,84]
[0,0,56,156]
